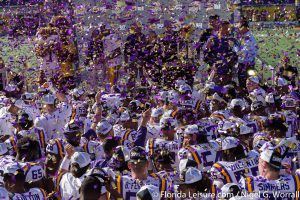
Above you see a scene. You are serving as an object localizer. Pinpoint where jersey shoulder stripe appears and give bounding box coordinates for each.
[123,129,133,142]
[171,110,178,118]
[213,162,232,183]
[246,176,254,192]
[116,175,123,195]
[37,129,46,150]
[56,172,66,196]
[149,138,155,155]
[187,146,201,166]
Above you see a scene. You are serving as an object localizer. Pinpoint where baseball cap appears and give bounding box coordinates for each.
[277,77,288,87]
[42,93,56,105]
[0,187,9,200]
[175,79,188,89]
[21,92,36,101]
[175,167,202,185]
[229,99,245,110]
[96,120,113,136]
[239,124,253,135]
[63,121,82,133]
[249,89,266,104]
[221,137,240,150]
[151,108,164,118]
[5,84,17,92]
[71,152,91,168]
[259,143,282,170]
[137,185,160,200]
[120,111,131,122]
[253,135,269,151]
[281,97,296,108]
[247,76,259,84]
[46,139,64,158]
[203,82,216,93]
[207,93,226,103]
[113,146,131,162]
[129,146,148,163]
[129,100,141,108]
[179,159,198,173]
[3,162,22,175]
[250,101,264,111]
[221,183,241,199]
[178,84,192,93]
[14,99,26,109]
[0,96,9,105]
[0,142,8,155]
[168,90,179,104]
[17,110,33,122]
[155,91,168,101]
[184,124,199,135]
[72,88,84,97]
[160,117,178,130]
[265,93,275,104]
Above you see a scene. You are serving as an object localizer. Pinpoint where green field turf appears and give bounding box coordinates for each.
[252,27,300,79]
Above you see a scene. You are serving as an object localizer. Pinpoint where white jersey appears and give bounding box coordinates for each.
[192,89,205,111]
[146,138,180,159]
[155,170,178,190]
[101,93,122,108]
[211,110,231,121]
[0,107,15,136]
[246,115,267,132]
[240,174,300,199]
[59,172,88,200]
[282,110,298,138]
[20,162,45,184]
[10,188,47,200]
[116,174,167,200]
[0,155,15,184]
[0,187,9,200]
[82,140,104,160]
[211,156,259,195]
[197,120,218,140]
[113,126,138,148]
[34,102,72,140]
[102,167,130,180]
[263,139,300,173]
[229,116,259,134]
[178,141,221,172]
[72,116,92,134]
[146,123,161,143]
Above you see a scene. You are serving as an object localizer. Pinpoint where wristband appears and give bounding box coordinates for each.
[59,156,71,170]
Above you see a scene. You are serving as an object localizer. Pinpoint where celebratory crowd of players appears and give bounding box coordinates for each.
[0,13,300,200]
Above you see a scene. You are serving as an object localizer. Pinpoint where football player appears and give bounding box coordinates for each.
[146,117,180,169]
[58,152,92,199]
[3,162,47,199]
[240,143,300,198]
[114,146,168,200]
[211,137,259,195]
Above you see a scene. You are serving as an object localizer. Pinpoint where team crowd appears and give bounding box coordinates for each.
[0,12,299,200]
